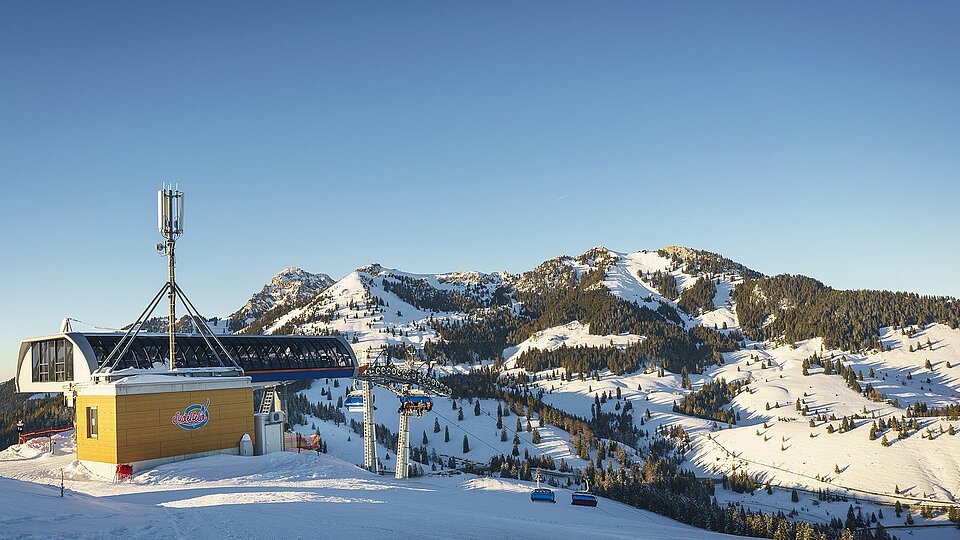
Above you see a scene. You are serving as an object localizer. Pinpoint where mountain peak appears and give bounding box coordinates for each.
[228,268,335,331]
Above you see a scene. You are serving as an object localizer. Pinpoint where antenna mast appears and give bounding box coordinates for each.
[158,185,184,371]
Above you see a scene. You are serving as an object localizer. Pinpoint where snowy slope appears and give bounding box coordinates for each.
[0,435,731,540]
[501,321,644,370]
[688,325,960,504]
[295,380,590,471]
[482,314,960,514]
[513,323,960,515]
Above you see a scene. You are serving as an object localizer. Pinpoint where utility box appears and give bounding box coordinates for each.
[239,433,253,456]
[253,411,284,455]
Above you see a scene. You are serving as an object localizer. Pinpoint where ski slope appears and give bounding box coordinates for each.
[505,325,960,536]
[0,435,731,540]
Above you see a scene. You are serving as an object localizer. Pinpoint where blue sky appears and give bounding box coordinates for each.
[2,2,959,379]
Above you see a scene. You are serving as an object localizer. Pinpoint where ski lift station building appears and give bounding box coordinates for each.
[15,332,359,476]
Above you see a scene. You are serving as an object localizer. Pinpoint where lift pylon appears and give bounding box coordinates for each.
[361,379,378,473]
[354,348,450,480]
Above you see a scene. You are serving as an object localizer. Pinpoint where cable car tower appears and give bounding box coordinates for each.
[352,348,451,479]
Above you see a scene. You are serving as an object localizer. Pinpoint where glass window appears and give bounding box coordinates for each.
[87,407,98,438]
[40,341,54,382]
[55,340,66,381]
[65,340,74,380]
[31,343,41,382]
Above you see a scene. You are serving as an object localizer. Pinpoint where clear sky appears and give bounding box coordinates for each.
[2,2,958,380]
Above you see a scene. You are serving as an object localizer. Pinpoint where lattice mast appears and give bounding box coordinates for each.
[362,353,378,473]
[157,185,184,371]
[395,353,415,480]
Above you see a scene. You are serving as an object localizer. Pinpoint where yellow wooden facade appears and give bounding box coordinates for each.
[76,382,253,466]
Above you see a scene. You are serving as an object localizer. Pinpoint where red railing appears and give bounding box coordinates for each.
[18,426,73,445]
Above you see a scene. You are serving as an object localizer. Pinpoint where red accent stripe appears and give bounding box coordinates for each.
[249,367,355,374]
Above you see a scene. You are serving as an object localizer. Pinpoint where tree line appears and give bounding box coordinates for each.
[735,275,960,352]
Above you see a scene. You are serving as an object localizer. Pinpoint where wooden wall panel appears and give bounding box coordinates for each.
[81,386,254,466]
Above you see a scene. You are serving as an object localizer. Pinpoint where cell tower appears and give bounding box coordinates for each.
[93,187,240,378]
[157,185,184,371]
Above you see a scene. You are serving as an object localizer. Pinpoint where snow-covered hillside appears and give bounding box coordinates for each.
[0,434,727,540]
[502,321,644,370]
[297,380,590,471]
[488,323,960,536]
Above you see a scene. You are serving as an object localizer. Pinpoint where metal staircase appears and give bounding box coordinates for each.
[259,388,275,414]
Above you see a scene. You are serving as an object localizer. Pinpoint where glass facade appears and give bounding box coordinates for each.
[31,339,73,382]
[82,334,355,373]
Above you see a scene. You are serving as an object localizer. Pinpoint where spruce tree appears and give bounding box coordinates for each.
[462,435,470,453]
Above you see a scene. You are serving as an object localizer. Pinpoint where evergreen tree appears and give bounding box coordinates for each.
[462,435,470,453]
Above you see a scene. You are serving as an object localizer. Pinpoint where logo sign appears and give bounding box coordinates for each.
[172,399,210,430]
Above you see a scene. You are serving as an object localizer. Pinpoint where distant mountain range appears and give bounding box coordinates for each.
[224,246,959,368]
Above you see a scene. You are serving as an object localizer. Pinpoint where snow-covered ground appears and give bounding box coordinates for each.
[296,380,590,471]
[506,325,960,538]
[0,433,730,540]
[502,321,644,370]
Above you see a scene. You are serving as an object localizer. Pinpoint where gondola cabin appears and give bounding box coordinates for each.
[398,392,432,414]
[344,391,365,413]
[531,488,556,503]
[571,491,598,507]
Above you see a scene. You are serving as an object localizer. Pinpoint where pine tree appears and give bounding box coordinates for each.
[422,430,428,445]
[462,435,470,453]
[474,400,481,416]
[434,418,441,433]
[444,426,450,442]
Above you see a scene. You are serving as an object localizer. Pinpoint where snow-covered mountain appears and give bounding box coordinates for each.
[228,267,335,332]
[233,246,756,362]
[5,245,959,539]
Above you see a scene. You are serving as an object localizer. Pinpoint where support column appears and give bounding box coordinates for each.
[362,380,378,473]
[167,242,176,370]
[395,407,410,480]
